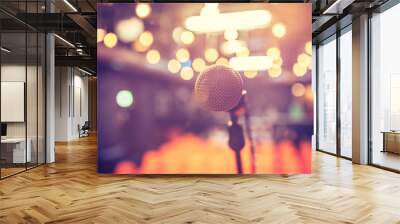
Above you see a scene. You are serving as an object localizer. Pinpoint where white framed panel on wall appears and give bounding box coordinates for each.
[1,81,25,122]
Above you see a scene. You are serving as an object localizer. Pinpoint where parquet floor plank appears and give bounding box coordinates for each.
[1,135,400,223]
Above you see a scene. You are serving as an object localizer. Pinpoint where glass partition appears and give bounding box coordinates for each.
[339,29,352,158]
[371,4,400,171]
[317,37,337,154]
[1,30,28,177]
[27,30,38,169]
[0,1,46,179]
[38,32,45,165]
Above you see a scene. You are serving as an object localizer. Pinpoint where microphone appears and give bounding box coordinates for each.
[194,65,243,112]
[194,65,256,174]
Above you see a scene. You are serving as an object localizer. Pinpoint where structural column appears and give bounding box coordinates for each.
[46,1,55,163]
[352,14,369,164]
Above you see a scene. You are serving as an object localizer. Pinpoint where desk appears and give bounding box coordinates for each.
[1,138,31,163]
[382,131,400,154]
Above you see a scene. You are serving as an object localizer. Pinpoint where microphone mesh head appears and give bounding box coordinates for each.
[194,64,243,112]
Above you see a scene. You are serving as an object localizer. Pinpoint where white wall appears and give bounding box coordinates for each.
[1,65,37,138]
[55,67,89,141]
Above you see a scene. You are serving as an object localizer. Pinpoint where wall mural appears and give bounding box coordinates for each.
[97,3,313,174]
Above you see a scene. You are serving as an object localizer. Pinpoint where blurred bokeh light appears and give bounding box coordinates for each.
[115,18,143,42]
[168,59,181,73]
[176,48,190,62]
[192,58,206,72]
[146,49,160,64]
[116,90,134,108]
[103,32,118,48]
[204,48,219,62]
[272,23,286,38]
[139,31,154,48]
[136,3,151,18]
[180,67,194,80]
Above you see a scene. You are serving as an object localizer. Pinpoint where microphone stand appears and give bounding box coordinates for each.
[242,95,256,174]
[227,93,256,174]
[228,111,244,174]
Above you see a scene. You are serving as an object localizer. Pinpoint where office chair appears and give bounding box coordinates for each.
[79,121,90,138]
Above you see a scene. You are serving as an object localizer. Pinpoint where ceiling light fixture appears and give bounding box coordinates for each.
[322,0,354,15]
[54,34,75,48]
[78,67,93,76]
[63,0,78,12]
[1,47,11,53]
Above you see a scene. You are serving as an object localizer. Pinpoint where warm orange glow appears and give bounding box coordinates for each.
[305,41,312,55]
[133,134,311,174]
[114,161,137,174]
[293,63,307,77]
[132,41,148,52]
[104,32,118,48]
[272,23,286,38]
[146,49,160,64]
[192,58,206,72]
[97,29,106,43]
[136,3,151,18]
[291,83,306,97]
[204,48,219,62]
[180,67,194,80]
[176,48,190,62]
[139,31,154,47]
[167,59,181,73]
[305,85,313,102]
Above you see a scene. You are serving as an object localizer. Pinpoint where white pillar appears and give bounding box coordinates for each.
[352,14,369,164]
[46,1,55,163]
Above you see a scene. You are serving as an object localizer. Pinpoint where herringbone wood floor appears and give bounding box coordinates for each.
[1,135,400,224]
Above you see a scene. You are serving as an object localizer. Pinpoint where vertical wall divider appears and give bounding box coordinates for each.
[367,10,373,165]
[36,0,39,168]
[0,21,2,179]
[25,1,28,171]
[0,0,47,180]
[336,26,341,157]
[315,44,320,151]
